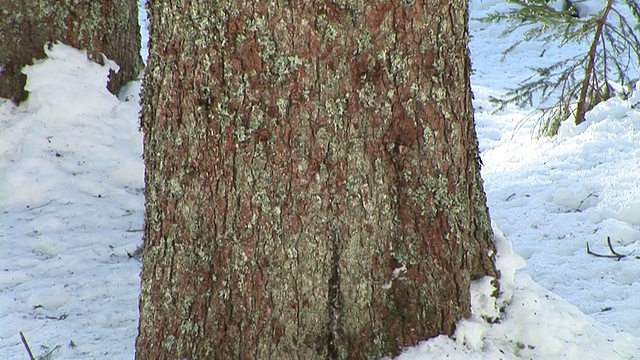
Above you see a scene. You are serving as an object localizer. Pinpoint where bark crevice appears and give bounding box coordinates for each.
[136,1,498,359]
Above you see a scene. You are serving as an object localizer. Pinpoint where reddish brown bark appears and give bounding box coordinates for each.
[137,1,497,359]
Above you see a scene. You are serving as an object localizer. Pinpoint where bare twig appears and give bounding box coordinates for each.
[40,344,62,359]
[26,200,53,211]
[606,237,627,258]
[19,332,35,360]
[586,241,622,259]
[575,193,595,211]
[125,245,144,262]
[586,236,639,260]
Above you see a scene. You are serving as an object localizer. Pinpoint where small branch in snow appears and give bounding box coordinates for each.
[26,200,53,211]
[125,245,144,262]
[19,332,35,360]
[586,237,639,261]
[575,193,595,212]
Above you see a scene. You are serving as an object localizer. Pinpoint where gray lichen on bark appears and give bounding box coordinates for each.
[137,1,498,359]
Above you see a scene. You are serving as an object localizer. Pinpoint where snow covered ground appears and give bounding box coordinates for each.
[1,0,640,359]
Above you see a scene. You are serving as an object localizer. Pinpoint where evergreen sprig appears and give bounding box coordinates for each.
[482,0,640,136]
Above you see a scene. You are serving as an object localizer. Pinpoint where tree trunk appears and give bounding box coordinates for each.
[137,1,498,359]
[0,0,143,102]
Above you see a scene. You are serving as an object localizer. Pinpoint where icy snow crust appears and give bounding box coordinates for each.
[1,0,640,358]
[0,45,143,359]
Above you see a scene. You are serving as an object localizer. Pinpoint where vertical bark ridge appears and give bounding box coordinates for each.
[137,1,498,359]
[327,231,343,359]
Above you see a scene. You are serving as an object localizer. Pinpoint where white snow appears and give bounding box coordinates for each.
[2,0,640,358]
[0,43,143,359]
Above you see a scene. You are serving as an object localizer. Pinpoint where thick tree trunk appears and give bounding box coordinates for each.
[137,1,498,359]
[0,0,143,102]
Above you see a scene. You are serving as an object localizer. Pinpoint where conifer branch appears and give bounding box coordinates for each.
[576,0,614,125]
[481,0,640,135]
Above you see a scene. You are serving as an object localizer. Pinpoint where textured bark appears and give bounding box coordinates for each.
[137,0,498,359]
[0,0,143,102]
